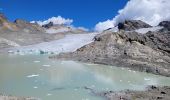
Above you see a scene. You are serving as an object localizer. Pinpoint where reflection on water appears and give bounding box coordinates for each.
[0,55,170,100]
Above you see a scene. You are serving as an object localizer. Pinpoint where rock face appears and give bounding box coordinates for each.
[118,20,151,31]
[14,19,45,33]
[159,21,170,31]
[100,86,170,100]
[53,24,170,76]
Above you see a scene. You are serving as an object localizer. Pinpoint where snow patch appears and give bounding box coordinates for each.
[34,61,40,63]
[135,26,163,34]
[33,86,38,89]
[27,74,39,78]
[42,65,51,67]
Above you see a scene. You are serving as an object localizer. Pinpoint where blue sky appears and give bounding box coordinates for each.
[0,0,128,29]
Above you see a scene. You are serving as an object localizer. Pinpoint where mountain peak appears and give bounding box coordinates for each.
[118,20,151,31]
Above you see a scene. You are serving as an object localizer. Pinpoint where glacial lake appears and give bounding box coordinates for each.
[1,54,170,100]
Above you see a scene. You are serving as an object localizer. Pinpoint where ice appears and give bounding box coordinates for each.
[46,93,52,96]
[135,26,163,34]
[34,61,40,63]
[33,86,38,89]
[11,33,98,55]
[42,65,51,67]
[27,74,39,78]
[144,78,151,81]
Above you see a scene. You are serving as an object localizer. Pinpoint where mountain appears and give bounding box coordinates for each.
[52,20,170,77]
[0,13,88,50]
[42,22,88,34]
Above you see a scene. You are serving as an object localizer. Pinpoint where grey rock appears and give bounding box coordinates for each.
[100,86,170,100]
[118,20,151,31]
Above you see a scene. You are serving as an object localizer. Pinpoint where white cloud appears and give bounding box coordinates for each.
[31,16,73,26]
[95,20,115,32]
[95,0,170,32]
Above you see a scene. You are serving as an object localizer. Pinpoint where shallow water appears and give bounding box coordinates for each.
[0,55,170,100]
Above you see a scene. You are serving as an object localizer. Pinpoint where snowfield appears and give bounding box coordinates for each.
[10,33,98,54]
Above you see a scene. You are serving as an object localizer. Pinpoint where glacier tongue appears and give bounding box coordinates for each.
[10,33,98,55]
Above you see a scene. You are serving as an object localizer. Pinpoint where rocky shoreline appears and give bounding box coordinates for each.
[98,86,170,100]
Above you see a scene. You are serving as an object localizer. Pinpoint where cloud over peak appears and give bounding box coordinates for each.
[31,16,73,26]
[95,0,170,32]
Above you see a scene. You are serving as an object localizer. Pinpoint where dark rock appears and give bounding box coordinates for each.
[117,20,151,31]
[157,96,163,99]
[161,91,166,94]
[42,22,53,29]
[159,21,170,31]
[151,86,157,89]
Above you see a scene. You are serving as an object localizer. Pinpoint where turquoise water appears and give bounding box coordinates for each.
[0,54,170,100]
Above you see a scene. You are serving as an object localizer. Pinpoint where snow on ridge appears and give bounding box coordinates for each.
[31,16,73,26]
[10,33,98,55]
[135,26,163,34]
[95,0,170,32]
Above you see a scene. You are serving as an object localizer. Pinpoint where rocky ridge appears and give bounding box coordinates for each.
[51,20,170,77]
[118,20,151,31]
